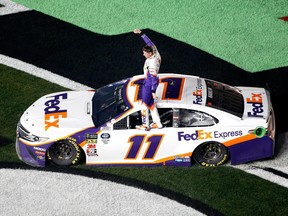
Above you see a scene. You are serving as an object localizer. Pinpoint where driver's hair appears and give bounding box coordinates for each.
[143,45,153,53]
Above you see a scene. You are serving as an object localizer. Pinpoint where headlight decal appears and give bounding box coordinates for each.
[17,123,49,143]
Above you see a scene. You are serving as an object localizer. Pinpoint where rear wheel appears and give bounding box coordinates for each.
[47,138,81,166]
[193,141,229,167]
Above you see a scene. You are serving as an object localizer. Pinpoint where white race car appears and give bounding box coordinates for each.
[16,73,276,167]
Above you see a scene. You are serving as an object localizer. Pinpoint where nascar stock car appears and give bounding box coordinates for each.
[16,73,276,168]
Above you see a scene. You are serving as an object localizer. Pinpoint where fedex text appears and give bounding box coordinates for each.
[193,79,203,105]
[44,93,68,131]
[246,93,264,117]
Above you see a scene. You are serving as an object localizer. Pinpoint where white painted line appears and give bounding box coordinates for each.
[243,168,288,188]
[0,0,31,15]
[0,54,94,90]
[0,169,204,216]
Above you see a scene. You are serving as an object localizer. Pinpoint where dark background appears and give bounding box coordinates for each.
[1,10,287,134]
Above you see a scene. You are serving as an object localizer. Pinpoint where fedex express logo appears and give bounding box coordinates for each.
[246,93,264,117]
[178,130,242,141]
[193,79,203,105]
[44,93,68,131]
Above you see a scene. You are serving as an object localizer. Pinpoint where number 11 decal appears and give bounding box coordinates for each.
[132,77,185,102]
[125,135,164,160]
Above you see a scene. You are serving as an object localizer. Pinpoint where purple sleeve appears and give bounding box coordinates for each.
[141,34,155,47]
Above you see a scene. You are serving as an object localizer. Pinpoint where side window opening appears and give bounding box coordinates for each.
[128,111,142,129]
[159,108,173,128]
[112,108,218,130]
[113,111,142,130]
[113,108,174,130]
[178,109,218,127]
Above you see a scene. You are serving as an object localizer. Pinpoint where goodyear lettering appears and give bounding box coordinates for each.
[44,93,68,131]
[178,130,242,141]
[201,154,228,167]
[193,79,203,105]
[246,93,264,117]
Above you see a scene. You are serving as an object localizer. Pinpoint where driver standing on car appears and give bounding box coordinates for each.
[133,28,162,131]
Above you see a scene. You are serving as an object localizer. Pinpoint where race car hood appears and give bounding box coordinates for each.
[238,86,271,120]
[19,91,95,139]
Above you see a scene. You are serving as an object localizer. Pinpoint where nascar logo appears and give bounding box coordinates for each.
[44,93,68,131]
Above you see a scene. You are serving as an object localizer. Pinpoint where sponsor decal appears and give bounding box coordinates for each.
[178,130,242,141]
[174,156,191,163]
[86,143,98,156]
[86,134,98,139]
[86,139,97,143]
[35,151,45,156]
[193,79,203,105]
[86,134,98,156]
[101,133,110,139]
[141,109,148,125]
[246,93,264,117]
[37,155,45,160]
[44,93,68,131]
[101,133,110,144]
[33,147,46,152]
[214,130,243,139]
[178,130,212,141]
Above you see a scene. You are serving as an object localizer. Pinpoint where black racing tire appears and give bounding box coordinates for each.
[47,138,81,166]
[193,141,229,167]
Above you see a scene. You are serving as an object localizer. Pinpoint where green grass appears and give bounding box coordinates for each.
[0,64,68,162]
[1,64,288,216]
[85,165,288,216]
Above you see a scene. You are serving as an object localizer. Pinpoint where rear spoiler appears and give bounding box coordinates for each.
[237,86,270,120]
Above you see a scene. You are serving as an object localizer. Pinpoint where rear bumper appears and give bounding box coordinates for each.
[229,136,274,165]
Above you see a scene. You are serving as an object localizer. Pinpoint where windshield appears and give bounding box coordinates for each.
[92,79,130,127]
[205,79,244,118]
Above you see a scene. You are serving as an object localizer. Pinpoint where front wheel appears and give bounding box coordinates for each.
[47,138,81,166]
[193,141,229,167]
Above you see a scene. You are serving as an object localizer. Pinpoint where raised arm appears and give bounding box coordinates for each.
[141,34,155,47]
[133,29,159,56]
[133,29,155,47]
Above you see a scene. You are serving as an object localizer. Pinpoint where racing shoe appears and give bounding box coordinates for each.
[149,122,163,129]
[136,124,150,131]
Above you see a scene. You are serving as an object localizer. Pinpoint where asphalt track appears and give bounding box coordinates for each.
[1,1,288,215]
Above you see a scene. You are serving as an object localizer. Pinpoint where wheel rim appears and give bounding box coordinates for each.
[52,142,74,160]
[201,143,222,160]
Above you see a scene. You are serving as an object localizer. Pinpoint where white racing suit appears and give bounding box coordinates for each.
[140,34,162,128]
